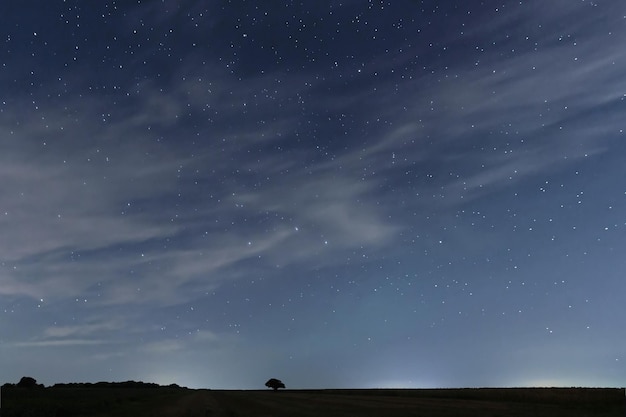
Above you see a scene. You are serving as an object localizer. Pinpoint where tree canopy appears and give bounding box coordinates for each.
[265,378,285,390]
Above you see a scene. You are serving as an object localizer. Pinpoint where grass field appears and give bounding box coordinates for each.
[2,385,624,416]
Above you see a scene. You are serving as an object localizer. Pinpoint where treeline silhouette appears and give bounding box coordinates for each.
[2,376,184,390]
[1,377,190,417]
[51,381,182,389]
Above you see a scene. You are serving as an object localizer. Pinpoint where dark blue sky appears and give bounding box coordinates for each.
[1,0,625,389]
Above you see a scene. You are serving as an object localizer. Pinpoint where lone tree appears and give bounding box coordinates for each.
[265,378,285,391]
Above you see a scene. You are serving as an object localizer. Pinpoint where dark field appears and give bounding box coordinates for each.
[2,385,624,417]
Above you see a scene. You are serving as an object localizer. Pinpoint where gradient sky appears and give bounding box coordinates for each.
[1,0,625,389]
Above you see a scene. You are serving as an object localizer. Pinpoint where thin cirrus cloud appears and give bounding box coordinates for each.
[366,6,626,204]
[1,0,621,333]
[0,66,400,309]
[43,321,123,338]
[3,5,622,309]
[10,339,110,348]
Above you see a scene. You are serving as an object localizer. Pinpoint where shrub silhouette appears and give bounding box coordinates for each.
[265,378,285,390]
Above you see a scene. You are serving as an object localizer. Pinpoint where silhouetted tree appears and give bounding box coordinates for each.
[17,376,42,388]
[265,378,285,390]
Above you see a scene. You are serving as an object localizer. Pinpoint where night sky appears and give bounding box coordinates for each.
[1,0,625,390]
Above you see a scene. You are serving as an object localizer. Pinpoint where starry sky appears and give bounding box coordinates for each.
[1,0,625,390]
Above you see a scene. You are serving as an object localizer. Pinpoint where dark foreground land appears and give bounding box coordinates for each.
[1,384,624,417]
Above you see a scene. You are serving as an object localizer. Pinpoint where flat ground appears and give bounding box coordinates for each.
[2,386,624,417]
[192,388,624,417]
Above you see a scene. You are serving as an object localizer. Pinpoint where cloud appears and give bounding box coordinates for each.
[345,1,626,207]
[141,330,221,354]
[10,339,110,348]
[141,339,185,354]
[43,320,123,339]
[0,60,404,307]
[0,316,129,352]
[2,0,623,314]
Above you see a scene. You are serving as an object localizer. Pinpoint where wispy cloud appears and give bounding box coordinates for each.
[10,339,111,348]
[43,320,123,339]
[141,330,222,354]
[347,1,626,206]
[1,0,623,318]
[0,59,404,308]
